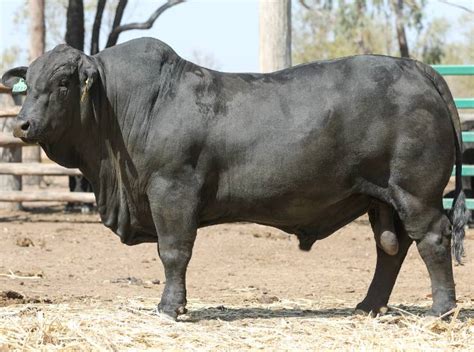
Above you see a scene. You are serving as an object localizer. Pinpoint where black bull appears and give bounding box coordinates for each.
[2,38,467,319]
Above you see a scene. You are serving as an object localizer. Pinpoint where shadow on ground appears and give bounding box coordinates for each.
[0,206,100,223]
[183,304,474,322]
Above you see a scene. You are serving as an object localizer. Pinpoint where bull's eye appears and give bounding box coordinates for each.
[58,86,68,98]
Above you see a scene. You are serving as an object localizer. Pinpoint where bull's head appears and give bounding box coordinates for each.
[1,45,98,145]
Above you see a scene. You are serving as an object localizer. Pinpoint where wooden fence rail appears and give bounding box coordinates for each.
[0,191,95,203]
[0,106,21,118]
[0,132,28,147]
[0,84,10,94]
[0,163,81,176]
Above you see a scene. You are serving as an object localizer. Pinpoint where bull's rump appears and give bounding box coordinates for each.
[202,55,455,228]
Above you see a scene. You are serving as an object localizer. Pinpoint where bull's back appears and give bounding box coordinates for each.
[203,55,453,224]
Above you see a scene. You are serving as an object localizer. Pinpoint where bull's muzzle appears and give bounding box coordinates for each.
[12,119,31,139]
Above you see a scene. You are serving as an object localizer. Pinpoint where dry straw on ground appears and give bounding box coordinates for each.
[0,298,473,351]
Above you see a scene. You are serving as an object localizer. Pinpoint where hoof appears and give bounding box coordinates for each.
[176,305,188,315]
[156,303,187,321]
[355,303,389,317]
[425,304,456,318]
[155,308,179,322]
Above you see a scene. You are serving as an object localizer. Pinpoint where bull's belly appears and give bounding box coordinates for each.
[199,184,372,244]
[282,194,371,249]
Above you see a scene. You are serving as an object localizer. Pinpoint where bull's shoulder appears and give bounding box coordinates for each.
[121,37,176,55]
[96,37,180,65]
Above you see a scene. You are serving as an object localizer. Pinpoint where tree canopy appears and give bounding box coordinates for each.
[292,0,471,65]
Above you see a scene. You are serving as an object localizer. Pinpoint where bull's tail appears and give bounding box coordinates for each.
[415,61,469,264]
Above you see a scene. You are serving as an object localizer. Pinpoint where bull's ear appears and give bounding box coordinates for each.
[78,55,98,100]
[1,66,28,89]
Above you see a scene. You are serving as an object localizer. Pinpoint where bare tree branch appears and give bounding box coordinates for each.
[438,0,473,13]
[299,0,312,10]
[91,0,107,55]
[106,0,185,48]
[105,0,128,48]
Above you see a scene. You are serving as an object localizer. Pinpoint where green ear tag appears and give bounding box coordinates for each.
[12,78,27,93]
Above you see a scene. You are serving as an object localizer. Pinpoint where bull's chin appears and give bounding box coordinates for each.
[14,130,45,144]
[15,136,40,144]
[19,136,40,144]
[13,129,40,144]
[41,141,81,169]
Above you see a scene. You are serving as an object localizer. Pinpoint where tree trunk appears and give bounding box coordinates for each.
[29,0,45,58]
[66,0,85,51]
[355,0,371,54]
[392,0,409,58]
[65,0,94,211]
[23,0,46,186]
[259,0,292,73]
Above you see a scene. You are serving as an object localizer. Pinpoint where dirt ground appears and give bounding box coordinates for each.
[0,202,473,350]
[0,205,472,311]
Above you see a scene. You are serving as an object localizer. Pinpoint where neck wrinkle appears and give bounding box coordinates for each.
[75,80,112,205]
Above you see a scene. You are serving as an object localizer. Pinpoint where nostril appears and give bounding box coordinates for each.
[20,121,30,131]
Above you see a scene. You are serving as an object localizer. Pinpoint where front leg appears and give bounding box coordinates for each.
[148,177,199,320]
[156,228,195,319]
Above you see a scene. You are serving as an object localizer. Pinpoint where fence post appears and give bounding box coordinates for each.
[0,95,22,210]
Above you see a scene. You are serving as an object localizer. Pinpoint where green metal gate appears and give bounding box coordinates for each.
[432,65,474,209]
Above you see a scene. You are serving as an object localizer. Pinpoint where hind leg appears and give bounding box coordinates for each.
[356,214,413,315]
[415,214,456,315]
[393,189,456,315]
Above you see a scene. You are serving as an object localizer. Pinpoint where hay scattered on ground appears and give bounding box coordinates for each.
[0,298,472,351]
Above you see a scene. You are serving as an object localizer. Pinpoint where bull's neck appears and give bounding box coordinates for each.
[73,71,151,213]
[75,86,120,190]
[75,81,159,240]
[73,56,186,204]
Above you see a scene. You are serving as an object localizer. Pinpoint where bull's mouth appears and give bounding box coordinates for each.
[13,122,42,144]
[19,136,40,144]
[13,130,41,144]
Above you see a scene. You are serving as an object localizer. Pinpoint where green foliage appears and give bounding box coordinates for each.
[294,2,473,98]
[292,0,448,63]
[442,14,474,98]
[293,0,396,63]
[414,18,449,64]
[293,0,474,98]
[0,47,25,74]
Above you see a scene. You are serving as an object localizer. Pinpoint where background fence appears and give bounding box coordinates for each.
[433,65,474,209]
[0,84,95,204]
